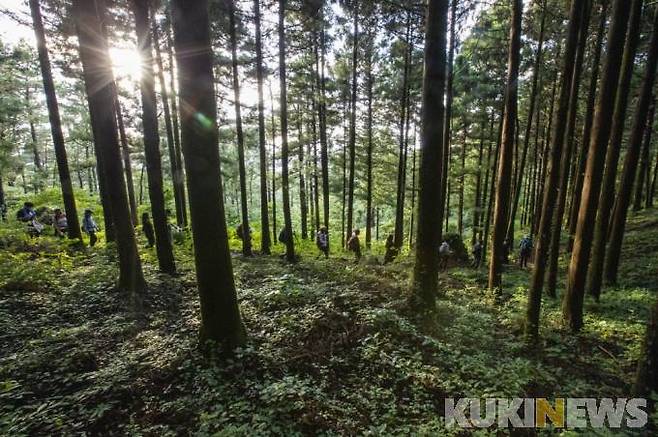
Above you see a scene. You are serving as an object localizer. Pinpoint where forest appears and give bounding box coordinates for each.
[0,0,657,434]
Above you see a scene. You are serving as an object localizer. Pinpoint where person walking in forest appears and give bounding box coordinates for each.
[347,228,362,262]
[384,233,398,264]
[519,235,533,268]
[316,226,329,259]
[439,240,451,270]
[53,208,68,238]
[472,240,483,268]
[142,212,155,248]
[17,202,44,237]
[82,209,99,247]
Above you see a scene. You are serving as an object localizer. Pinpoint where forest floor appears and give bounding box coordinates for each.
[1,207,657,435]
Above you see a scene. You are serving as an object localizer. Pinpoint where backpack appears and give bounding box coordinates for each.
[521,238,532,252]
[347,235,359,251]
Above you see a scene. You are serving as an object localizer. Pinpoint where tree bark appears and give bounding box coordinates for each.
[564,0,632,332]
[73,0,145,294]
[410,0,449,310]
[132,0,176,274]
[545,0,593,298]
[278,0,295,262]
[228,0,253,256]
[488,0,522,293]
[634,101,654,211]
[114,94,138,227]
[29,0,82,241]
[525,0,586,338]
[346,0,359,244]
[170,0,245,349]
[152,17,185,228]
[254,0,271,255]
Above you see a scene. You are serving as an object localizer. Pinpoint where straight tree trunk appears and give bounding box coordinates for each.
[297,107,308,240]
[315,26,330,248]
[165,13,188,227]
[457,136,466,236]
[346,0,359,244]
[483,111,504,259]
[114,95,138,226]
[525,0,586,338]
[634,292,658,397]
[568,0,609,251]
[587,0,642,300]
[564,0,633,332]
[545,0,593,297]
[410,0,449,310]
[488,0,522,292]
[634,101,654,211]
[278,0,295,262]
[132,0,176,274]
[170,0,245,349]
[409,142,417,248]
[506,5,545,246]
[440,0,457,243]
[254,0,271,255]
[228,0,252,256]
[365,34,374,249]
[394,14,412,249]
[29,0,82,241]
[270,84,278,244]
[73,0,146,294]
[649,138,658,206]
[473,117,487,245]
[152,18,185,228]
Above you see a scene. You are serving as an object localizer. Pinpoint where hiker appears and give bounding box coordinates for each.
[315,226,329,258]
[347,229,362,262]
[17,202,43,237]
[82,209,99,247]
[439,240,451,270]
[278,226,292,245]
[142,212,155,247]
[0,201,7,221]
[236,223,251,242]
[53,208,68,238]
[16,202,37,222]
[472,240,483,269]
[519,235,533,268]
[383,233,398,264]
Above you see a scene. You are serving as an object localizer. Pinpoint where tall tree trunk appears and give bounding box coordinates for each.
[634,290,658,397]
[365,35,374,249]
[165,12,188,227]
[409,141,417,248]
[479,113,495,244]
[315,26,330,250]
[278,0,295,262]
[525,0,587,338]
[410,0,449,310]
[568,0,609,251]
[545,0,593,298]
[270,85,278,244]
[649,136,658,206]
[457,135,465,236]
[506,4,545,246]
[228,0,253,257]
[25,85,43,172]
[254,0,271,255]
[473,117,487,245]
[346,0,359,244]
[297,107,308,240]
[564,0,633,332]
[132,0,176,274]
[587,0,641,299]
[114,95,138,226]
[483,110,504,259]
[488,0,522,293]
[73,0,145,294]
[29,0,82,240]
[152,18,185,228]
[440,0,457,243]
[171,0,245,349]
[634,101,654,211]
[394,14,412,249]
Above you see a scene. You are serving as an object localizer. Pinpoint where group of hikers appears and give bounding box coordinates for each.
[11,200,185,249]
[470,235,534,270]
[15,201,100,246]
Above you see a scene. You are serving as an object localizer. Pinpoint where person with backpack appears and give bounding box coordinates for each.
[519,235,533,268]
[278,226,291,245]
[142,212,155,247]
[315,226,329,258]
[472,240,483,269]
[53,208,68,238]
[347,228,362,262]
[439,240,451,270]
[16,202,37,222]
[383,233,398,264]
[82,209,99,247]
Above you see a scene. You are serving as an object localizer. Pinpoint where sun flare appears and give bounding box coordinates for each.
[109,46,142,83]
